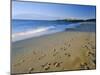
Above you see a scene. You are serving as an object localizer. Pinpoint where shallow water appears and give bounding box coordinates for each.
[12,20,81,42]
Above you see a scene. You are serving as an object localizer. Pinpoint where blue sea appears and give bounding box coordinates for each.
[12,19,80,42]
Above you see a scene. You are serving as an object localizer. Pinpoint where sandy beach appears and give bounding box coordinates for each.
[11,22,96,74]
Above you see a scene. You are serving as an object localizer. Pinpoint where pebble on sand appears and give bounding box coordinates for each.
[63,48,67,51]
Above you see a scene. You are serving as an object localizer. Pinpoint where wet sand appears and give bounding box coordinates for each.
[11,22,96,74]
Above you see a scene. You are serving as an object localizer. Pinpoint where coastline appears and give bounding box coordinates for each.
[12,21,95,42]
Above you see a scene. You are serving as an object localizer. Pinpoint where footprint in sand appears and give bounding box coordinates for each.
[53,52,59,56]
[41,63,47,68]
[64,53,71,57]
[63,47,67,51]
[64,53,67,55]
[64,42,71,48]
[41,63,51,70]
[87,51,95,57]
[87,51,96,65]
[60,47,67,51]
[28,67,34,73]
[91,45,96,50]
[53,62,62,67]
[44,65,50,70]
[53,48,56,52]
[83,45,89,49]
[68,43,71,47]
[80,62,90,70]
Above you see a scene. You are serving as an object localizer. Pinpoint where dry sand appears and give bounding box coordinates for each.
[11,31,96,74]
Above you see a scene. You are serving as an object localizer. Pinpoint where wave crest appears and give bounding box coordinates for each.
[12,26,55,38]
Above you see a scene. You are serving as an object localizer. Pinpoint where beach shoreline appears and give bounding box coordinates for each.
[12,21,96,42]
[11,1,96,74]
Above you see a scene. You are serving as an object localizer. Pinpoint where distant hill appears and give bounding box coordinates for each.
[61,18,96,22]
[12,18,96,22]
[84,19,96,22]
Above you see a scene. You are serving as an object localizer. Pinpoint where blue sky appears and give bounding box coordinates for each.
[12,1,96,20]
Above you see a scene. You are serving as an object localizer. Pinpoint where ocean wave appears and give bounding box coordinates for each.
[12,23,81,42]
[12,26,55,38]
